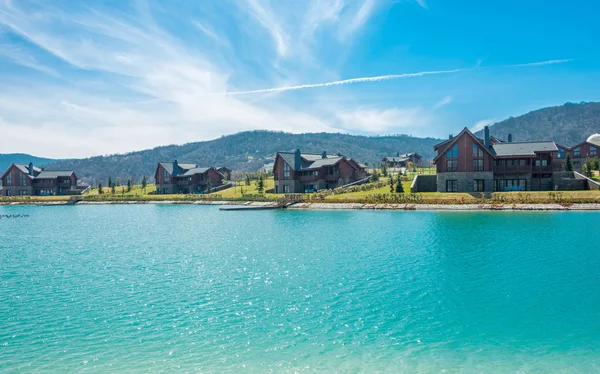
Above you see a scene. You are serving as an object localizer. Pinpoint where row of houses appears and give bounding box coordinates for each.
[2,131,598,196]
[430,128,600,192]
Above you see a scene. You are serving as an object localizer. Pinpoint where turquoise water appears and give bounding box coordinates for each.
[1,206,599,373]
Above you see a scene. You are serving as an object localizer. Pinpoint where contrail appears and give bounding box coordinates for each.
[224,68,463,96]
[511,59,573,67]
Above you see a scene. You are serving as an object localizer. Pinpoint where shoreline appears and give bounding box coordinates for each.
[2,200,600,211]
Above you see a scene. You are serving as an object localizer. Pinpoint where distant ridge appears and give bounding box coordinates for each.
[5,101,600,184]
[475,101,600,145]
[0,153,58,172]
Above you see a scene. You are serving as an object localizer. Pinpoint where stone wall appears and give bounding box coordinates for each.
[574,172,600,191]
[436,172,494,192]
[410,175,437,193]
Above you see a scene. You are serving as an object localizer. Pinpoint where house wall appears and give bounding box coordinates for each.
[155,163,172,184]
[1,165,34,196]
[435,132,493,173]
[437,171,494,193]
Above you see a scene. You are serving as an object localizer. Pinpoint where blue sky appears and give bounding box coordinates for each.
[1,0,599,158]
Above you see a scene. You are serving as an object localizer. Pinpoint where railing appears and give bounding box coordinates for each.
[494,165,532,173]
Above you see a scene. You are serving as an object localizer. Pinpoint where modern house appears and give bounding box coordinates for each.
[154,161,226,194]
[568,133,600,169]
[273,150,369,193]
[382,153,423,169]
[216,167,232,181]
[1,162,82,196]
[433,127,564,192]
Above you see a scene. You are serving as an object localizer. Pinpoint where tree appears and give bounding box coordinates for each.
[395,174,404,193]
[108,177,113,188]
[111,183,116,195]
[257,174,264,193]
[207,182,212,194]
[407,161,415,172]
[565,154,573,171]
[141,176,147,192]
[245,173,251,186]
[389,177,395,193]
[381,162,388,177]
[583,159,594,178]
[593,157,600,171]
[127,178,132,192]
[98,183,103,195]
[116,177,121,187]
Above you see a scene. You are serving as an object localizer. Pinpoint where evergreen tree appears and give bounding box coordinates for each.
[127,178,132,192]
[141,176,147,192]
[389,177,395,193]
[257,174,264,193]
[245,173,251,186]
[395,174,404,193]
[108,177,113,188]
[565,154,573,171]
[381,163,388,177]
[111,183,116,195]
[98,183,103,195]
[583,159,594,178]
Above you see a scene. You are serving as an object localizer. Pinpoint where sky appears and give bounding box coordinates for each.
[1,0,599,158]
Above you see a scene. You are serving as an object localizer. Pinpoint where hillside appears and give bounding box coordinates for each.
[475,101,600,145]
[47,132,442,183]
[0,154,57,173]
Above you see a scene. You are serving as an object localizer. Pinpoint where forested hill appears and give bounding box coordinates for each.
[0,154,57,172]
[475,101,600,145]
[47,132,442,183]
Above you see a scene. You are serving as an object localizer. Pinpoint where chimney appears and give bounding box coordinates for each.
[28,162,34,176]
[396,152,400,157]
[449,134,453,139]
[508,134,513,143]
[484,126,490,148]
[322,151,327,159]
[294,149,301,168]
[173,160,179,176]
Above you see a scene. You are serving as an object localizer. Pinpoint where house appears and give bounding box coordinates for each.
[568,133,600,169]
[1,162,82,196]
[273,150,369,193]
[216,167,232,181]
[382,153,423,169]
[154,160,226,194]
[433,127,564,192]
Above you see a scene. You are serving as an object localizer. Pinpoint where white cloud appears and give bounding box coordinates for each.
[416,0,429,10]
[433,96,452,109]
[336,107,431,133]
[511,59,573,67]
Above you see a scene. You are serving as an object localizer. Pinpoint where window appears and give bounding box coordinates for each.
[473,159,484,171]
[494,179,527,192]
[446,160,458,172]
[19,190,27,196]
[558,148,565,159]
[314,170,319,176]
[495,159,504,167]
[473,143,484,158]
[473,179,484,192]
[574,147,581,158]
[283,162,291,180]
[446,180,458,192]
[6,173,11,186]
[534,159,548,167]
[591,146,598,157]
[283,185,290,193]
[163,169,170,183]
[446,144,458,159]
[20,174,26,186]
[519,159,527,166]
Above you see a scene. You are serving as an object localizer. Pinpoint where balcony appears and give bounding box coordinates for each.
[324,175,340,182]
[493,165,532,174]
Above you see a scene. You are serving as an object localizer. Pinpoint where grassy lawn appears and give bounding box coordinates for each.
[214,178,275,198]
[86,184,157,196]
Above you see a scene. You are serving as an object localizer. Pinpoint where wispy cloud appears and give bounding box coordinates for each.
[511,59,573,67]
[416,0,429,10]
[225,69,463,95]
[433,96,452,109]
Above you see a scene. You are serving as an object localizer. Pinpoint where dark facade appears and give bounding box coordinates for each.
[154,161,225,194]
[216,167,232,181]
[567,134,600,169]
[382,153,423,168]
[433,127,565,192]
[273,150,369,193]
[1,163,81,196]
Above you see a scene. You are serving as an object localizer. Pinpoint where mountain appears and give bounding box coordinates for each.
[10,101,600,184]
[47,131,442,183]
[475,101,600,145]
[0,154,58,173]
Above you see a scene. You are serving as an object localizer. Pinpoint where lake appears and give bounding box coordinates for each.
[1,205,599,372]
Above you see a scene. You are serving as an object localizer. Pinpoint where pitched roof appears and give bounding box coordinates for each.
[300,156,343,170]
[181,167,211,176]
[14,164,42,175]
[276,151,363,172]
[492,141,558,157]
[35,170,75,179]
[158,161,198,175]
[433,127,494,162]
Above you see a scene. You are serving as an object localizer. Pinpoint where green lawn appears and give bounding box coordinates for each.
[214,178,275,198]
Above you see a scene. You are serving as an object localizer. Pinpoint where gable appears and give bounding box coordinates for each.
[433,128,493,162]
